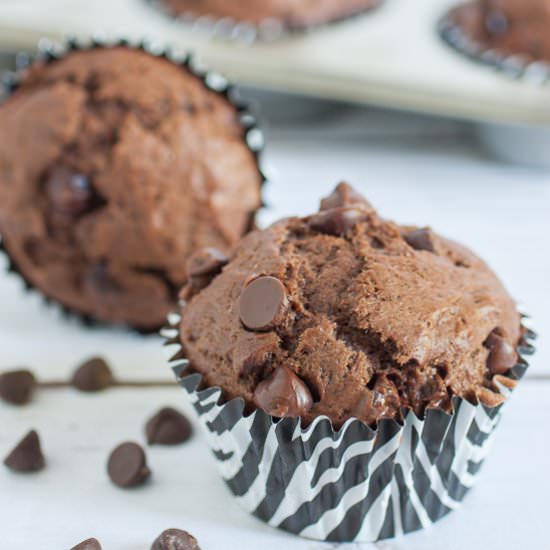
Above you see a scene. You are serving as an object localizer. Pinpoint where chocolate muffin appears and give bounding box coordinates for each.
[0,45,263,331]
[448,0,550,62]
[178,183,521,427]
[157,0,381,29]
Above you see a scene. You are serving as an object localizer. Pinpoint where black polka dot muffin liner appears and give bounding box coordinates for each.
[143,0,382,43]
[439,4,550,85]
[162,310,536,542]
[0,37,267,334]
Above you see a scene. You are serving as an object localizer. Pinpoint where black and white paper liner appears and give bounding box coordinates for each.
[438,6,550,85]
[144,0,382,43]
[162,312,535,542]
[0,37,268,333]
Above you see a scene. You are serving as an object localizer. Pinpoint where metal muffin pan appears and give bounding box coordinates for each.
[0,0,549,167]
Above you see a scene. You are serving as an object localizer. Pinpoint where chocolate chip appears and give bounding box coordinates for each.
[3,430,45,473]
[151,529,201,550]
[71,357,114,393]
[44,166,96,216]
[351,390,387,425]
[0,369,36,405]
[485,10,508,35]
[254,366,313,418]
[186,248,228,277]
[484,329,517,375]
[146,407,193,446]
[239,276,288,332]
[308,208,365,236]
[404,228,435,252]
[320,182,372,211]
[71,538,102,550]
[107,442,151,488]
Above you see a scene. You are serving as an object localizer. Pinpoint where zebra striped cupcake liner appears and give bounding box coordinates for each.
[143,0,382,43]
[162,311,536,542]
[439,5,550,86]
[0,37,267,333]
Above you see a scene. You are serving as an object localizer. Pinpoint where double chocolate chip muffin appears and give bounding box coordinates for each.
[178,183,521,427]
[448,0,550,62]
[0,45,263,331]
[158,0,381,29]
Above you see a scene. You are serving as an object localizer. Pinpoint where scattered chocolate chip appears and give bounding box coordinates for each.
[254,366,313,418]
[320,182,372,211]
[0,369,36,405]
[107,442,151,488]
[404,228,435,252]
[146,407,192,446]
[71,538,102,550]
[44,166,96,217]
[151,529,201,550]
[308,207,365,236]
[186,248,228,277]
[3,430,45,473]
[239,276,289,332]
[484,328,517,375]
[71,357,114,393]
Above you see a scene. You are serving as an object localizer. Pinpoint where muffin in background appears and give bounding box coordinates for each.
[167,183,534,542]
[156,0,382,30]
[0,44,263,331]
[447,0,550,63]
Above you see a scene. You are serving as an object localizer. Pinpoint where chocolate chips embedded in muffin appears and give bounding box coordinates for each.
[178,184,521,427]
[0,45,263,331]
[448,0,550,63]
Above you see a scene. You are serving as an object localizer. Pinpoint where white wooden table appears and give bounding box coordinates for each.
[0,104,548,549]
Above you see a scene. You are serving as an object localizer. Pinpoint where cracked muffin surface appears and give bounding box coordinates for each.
[159,0,381,28]
[0,46,262,330]
[178,183,521,427]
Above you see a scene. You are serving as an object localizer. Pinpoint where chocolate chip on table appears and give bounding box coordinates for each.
[146,407,193,446]
[308,208,365,236]
[71,357,114,393]
[254,366,313,418]
[404,228,435,252]
[151,528,201,550]
[0,369,36,405]
[44,166,96,217]
[320,182,372,211]
[239,276,289,332]
[186,248,228,277]
[107,442,151,488]
[70,538,102,550]
[484,328,518,375]
[3,430,45,473]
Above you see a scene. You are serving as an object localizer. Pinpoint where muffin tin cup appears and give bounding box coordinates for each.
[0,37,267,333]
[439,5,550,85]
[143,0,382,43]
[162,311,536,542]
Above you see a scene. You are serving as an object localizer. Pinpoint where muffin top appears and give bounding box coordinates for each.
[450,0,550,62]
[160,0,380,28]
[178,183,521,427]
[0,46,262,330]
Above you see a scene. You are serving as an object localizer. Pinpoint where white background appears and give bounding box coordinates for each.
[0,100,549,549]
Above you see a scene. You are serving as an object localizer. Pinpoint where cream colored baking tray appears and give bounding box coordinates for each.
[0,0,548,126]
